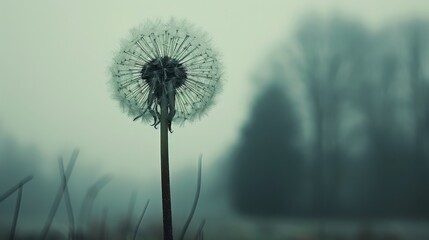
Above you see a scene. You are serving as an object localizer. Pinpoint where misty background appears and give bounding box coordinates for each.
[1,0,429,239]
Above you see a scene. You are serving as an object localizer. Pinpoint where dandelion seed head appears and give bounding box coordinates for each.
[110,19,223,125]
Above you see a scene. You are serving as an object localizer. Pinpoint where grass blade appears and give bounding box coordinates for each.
[40,149,79,240]
[78,174,112,232]
[179,156,202,240]
[8,186,23,240]
[193,219,205,240]
[0,176,33,203]
[59,157,76,238]
[133,199,150,240]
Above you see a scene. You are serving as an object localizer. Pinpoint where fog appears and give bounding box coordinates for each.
[1,0,429,239]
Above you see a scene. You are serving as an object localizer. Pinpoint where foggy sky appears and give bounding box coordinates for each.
[1,0,429,183]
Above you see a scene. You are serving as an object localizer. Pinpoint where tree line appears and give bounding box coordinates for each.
[229,17,429,220]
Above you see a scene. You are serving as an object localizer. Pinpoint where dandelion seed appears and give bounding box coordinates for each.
[110,19,222,130]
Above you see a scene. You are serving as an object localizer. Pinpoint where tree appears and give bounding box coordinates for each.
[290,16,372,217]
[229,78,304,217]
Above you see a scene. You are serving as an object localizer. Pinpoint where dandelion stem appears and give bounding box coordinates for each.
[160,95,173,240]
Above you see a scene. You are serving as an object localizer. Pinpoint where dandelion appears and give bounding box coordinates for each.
[109,19,223,240]
[110,19,222,131]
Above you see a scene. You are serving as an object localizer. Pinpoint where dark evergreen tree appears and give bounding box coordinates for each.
[229,80,304,217]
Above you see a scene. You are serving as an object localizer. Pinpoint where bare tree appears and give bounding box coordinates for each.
[290,16,372,217]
